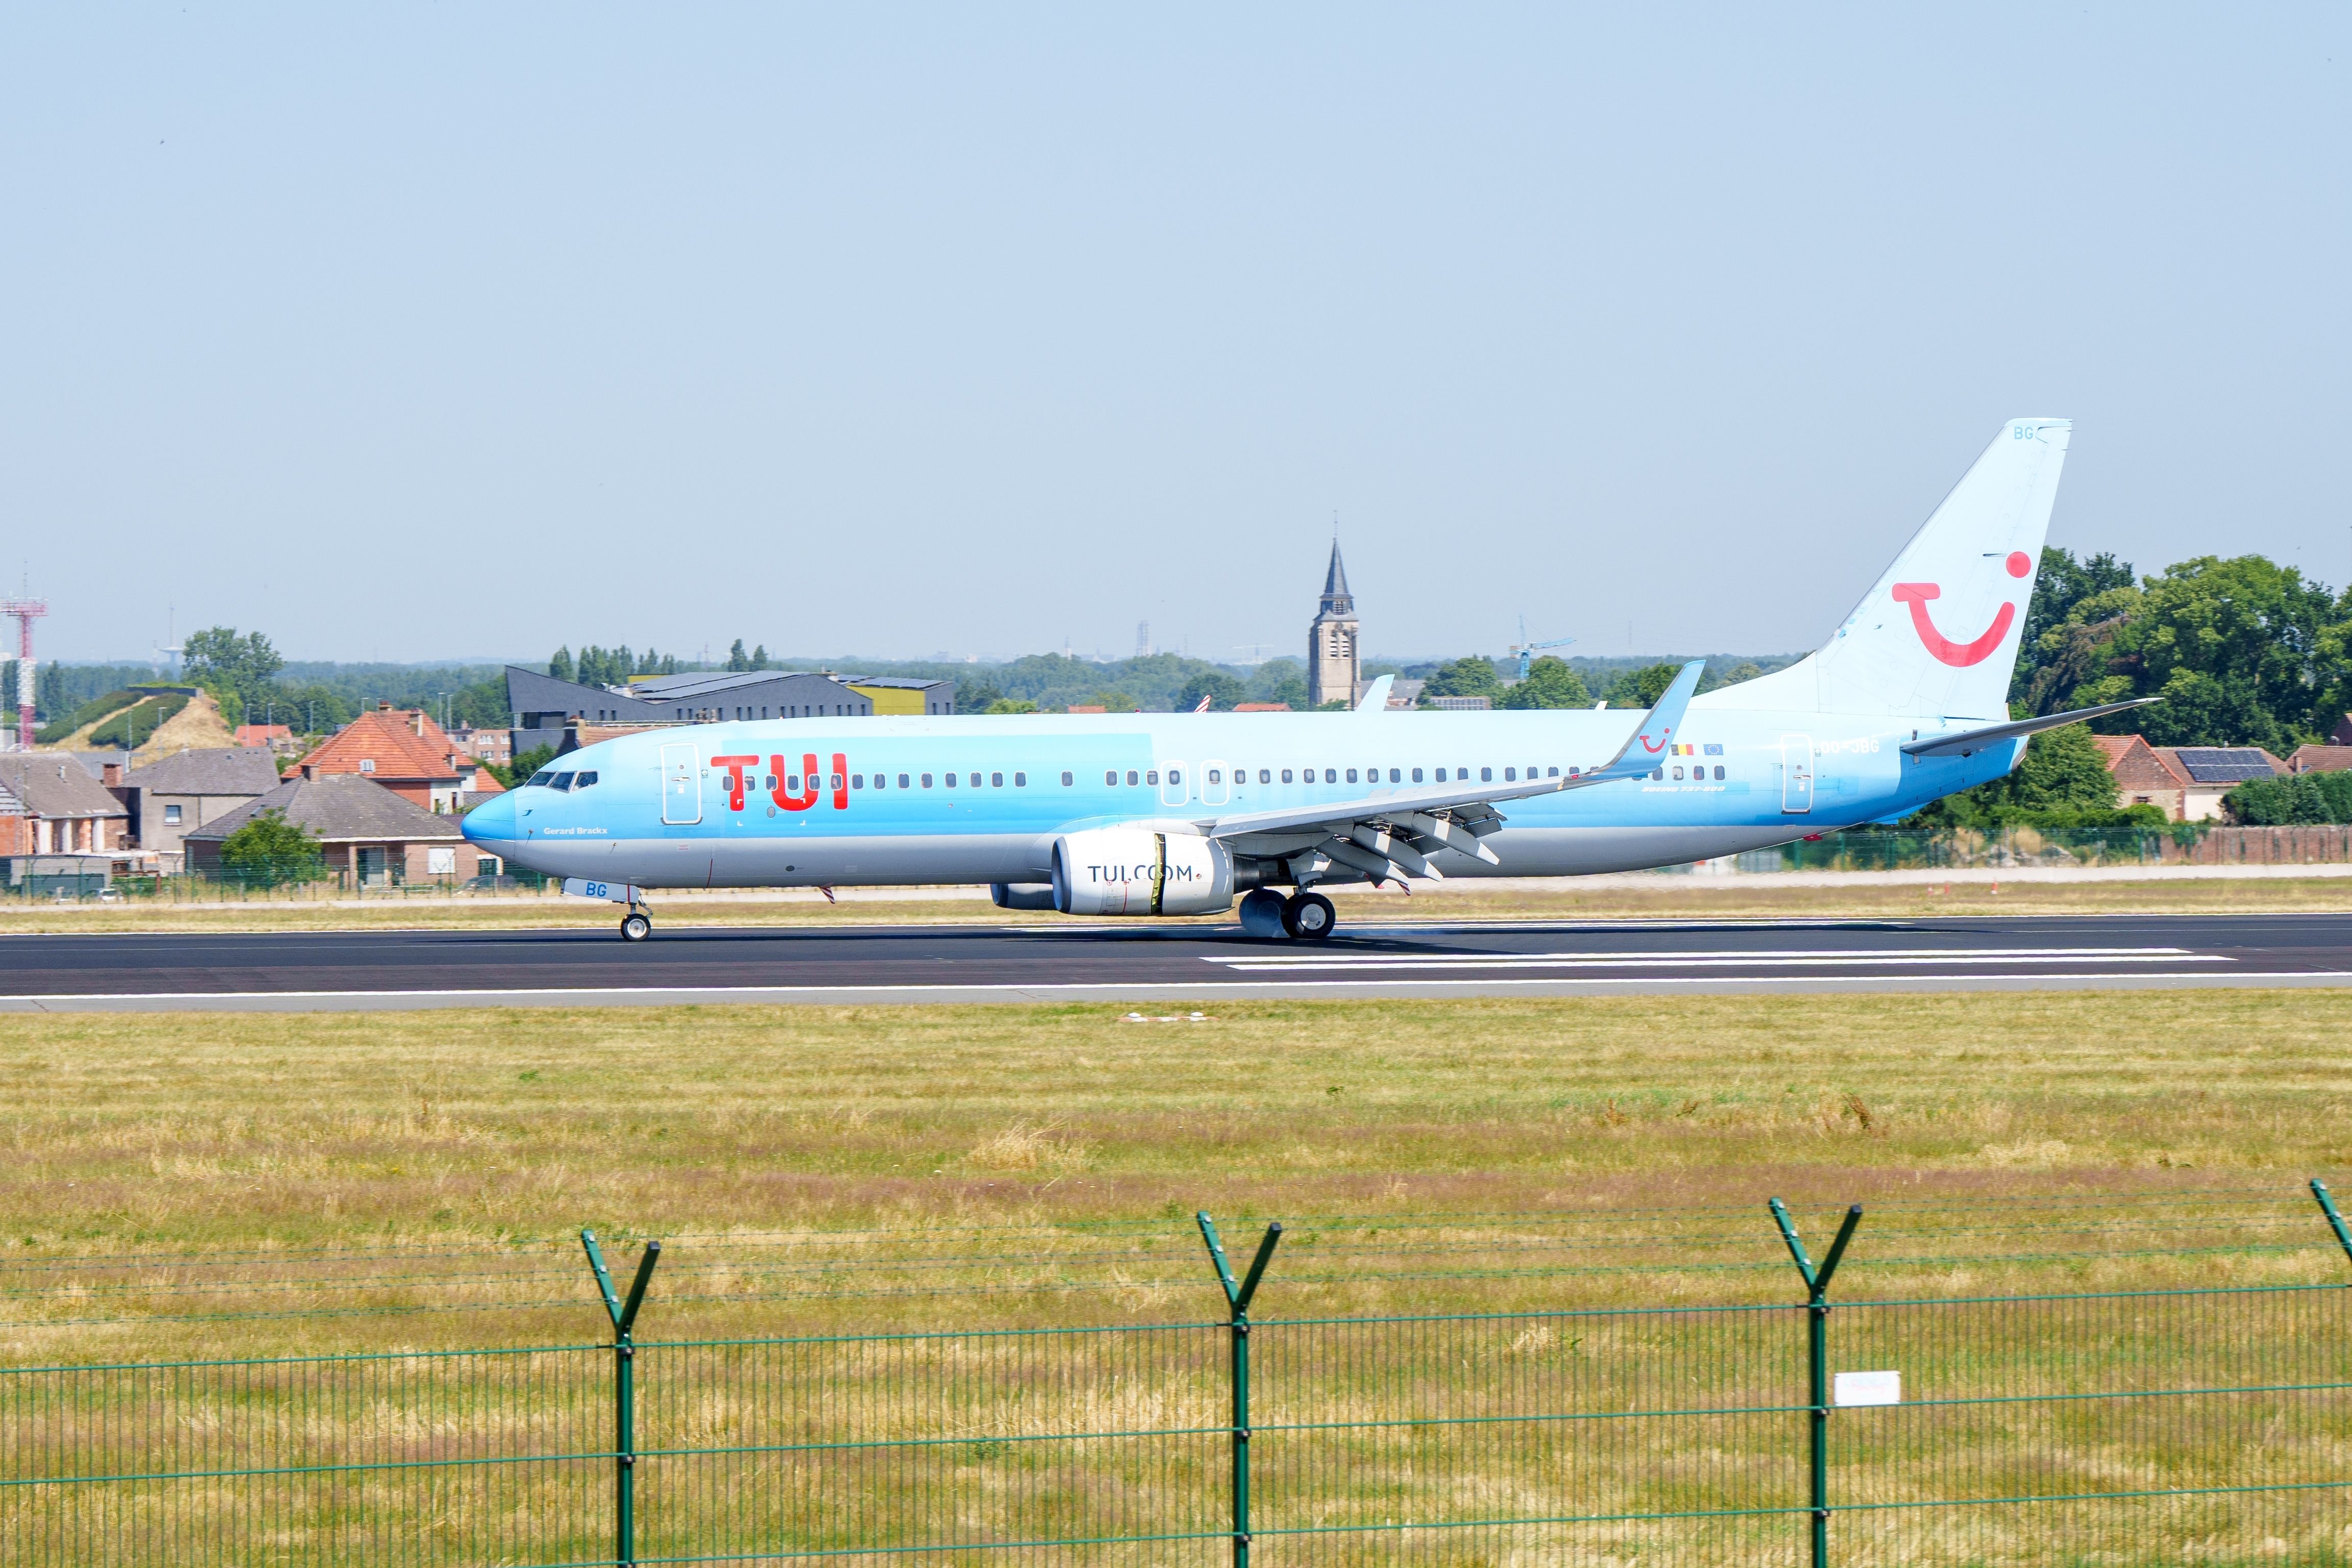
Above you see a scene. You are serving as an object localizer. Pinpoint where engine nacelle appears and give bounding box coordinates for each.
[1052,829,1235,916]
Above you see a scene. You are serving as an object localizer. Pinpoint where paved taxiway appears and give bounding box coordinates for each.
[3,912,2350,1011]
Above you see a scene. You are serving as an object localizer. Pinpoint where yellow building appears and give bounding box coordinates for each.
[844,677,958,716]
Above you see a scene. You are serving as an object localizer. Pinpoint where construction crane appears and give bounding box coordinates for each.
[1507,616,1576,681]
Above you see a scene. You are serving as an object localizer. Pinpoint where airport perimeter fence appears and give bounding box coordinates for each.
[10,1187,2352,1565]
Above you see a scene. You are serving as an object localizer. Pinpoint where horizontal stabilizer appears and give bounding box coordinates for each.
[1899,698,2160,758]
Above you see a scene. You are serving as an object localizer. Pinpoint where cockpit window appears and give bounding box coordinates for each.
[527,771,556,788]
[573,772,597,790]
[549,772,576,791]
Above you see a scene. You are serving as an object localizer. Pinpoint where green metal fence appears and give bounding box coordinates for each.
[10,1189,2352,1564]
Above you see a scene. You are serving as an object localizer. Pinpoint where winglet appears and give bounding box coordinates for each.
[1587,660,1704,781]
[1355,674,1394,714]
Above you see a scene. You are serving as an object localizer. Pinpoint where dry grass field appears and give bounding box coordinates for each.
[7,993,2352,1565]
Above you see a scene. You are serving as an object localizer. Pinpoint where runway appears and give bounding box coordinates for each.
[4,911,2352,1010]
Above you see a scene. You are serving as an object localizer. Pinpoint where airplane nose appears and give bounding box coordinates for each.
[462,793,518,844]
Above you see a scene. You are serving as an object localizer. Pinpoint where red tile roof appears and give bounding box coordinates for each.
[299,709,462,784]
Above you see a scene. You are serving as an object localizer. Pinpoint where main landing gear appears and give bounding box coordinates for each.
[1240,888,1337,940]
[620,910,652,943]
[1283,891,1336,940]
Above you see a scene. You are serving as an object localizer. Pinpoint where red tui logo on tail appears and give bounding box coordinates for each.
[1891,552,2032,668]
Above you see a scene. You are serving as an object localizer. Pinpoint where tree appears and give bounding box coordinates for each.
[750,644,769,671]
[493,744,558,787]
[2100,555,2341,750]
[957,681,1004,714]
[726,639,750,672]
[216,808,327,887]
[549,647,575,682]
[1604,663,1681,708]
[1422,656,1503,702]
[986,698,1040,714]
[1497,656,1592,709]
[1175,672,1245,712]
[2013,547,2135,704]
[2227,772,2352,826]
[182,626,285,726]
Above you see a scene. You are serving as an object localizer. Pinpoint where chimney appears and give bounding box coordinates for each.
[378,700,394,712]
[102,762,121,787]
[412,712,425,737]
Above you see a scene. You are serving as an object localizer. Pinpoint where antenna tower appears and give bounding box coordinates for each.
[3,591,48,750]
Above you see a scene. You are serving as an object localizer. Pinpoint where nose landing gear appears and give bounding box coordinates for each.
[620,912,652,942]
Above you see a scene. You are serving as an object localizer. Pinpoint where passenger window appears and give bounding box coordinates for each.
[1672,766,1684,780]
[897,774,910,789]
[1259,769,1271,783]
[1714,765,1725,780]
[922,773,934,788]
[1168,769,1181,786]
[1324,768,1337,783]
[1481,767,1492,782]
[968,774,981,788]
[1126,770,1139,786]
[991,772,1003,787]
[1651,768,1663,781]
[1146,770,1159,786]
[944,773,956,788]
[852,775,864,789]
[1063,772,1074,786]
[1014,773,1026,787]
[1389,768,1401,783]
[1548,767,1559,777]
[1346,768,1359,783]
[1433,768,1445,782]
[764,774,777,791]
[1106,771,1118,786]
[1412,768,1424,783]
[1504,767,1516,781]
[830,774,844,790]
[1281,769,1294,783]
[1208,769,1221,785]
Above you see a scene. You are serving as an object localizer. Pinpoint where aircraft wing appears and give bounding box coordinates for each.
[1899,697,2160,758]
[1195,661,1704,883]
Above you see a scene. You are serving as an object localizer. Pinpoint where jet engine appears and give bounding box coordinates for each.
[1051,829,1235,916]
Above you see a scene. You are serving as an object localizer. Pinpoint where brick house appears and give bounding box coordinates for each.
[0,753,130,856]
[183,774,485,888]
[2287,745,2352,775]
[296,704,466,812]
[2092,735,2190,819]
[2151,746,2285,821]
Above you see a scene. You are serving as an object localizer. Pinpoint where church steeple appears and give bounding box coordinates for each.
[1318,539,1354,616]
[1307,535,1362,708]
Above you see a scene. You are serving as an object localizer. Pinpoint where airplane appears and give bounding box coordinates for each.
[463,418,2151,942]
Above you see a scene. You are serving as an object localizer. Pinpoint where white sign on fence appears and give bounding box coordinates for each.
[1832,1369,1901,1407]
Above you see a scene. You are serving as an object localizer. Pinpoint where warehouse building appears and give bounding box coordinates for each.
[502,667,956,752]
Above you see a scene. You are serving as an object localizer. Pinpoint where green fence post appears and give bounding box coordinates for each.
[2309,1180,2352,1268]
[1199,1211,1282,1568]
[1770,1199,1861,1568]
[583,1230,662,1568]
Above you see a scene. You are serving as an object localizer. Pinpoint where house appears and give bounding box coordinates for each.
[183,774,484,889]
[114,747,284,868]
[449,725,511,764]
[2150,746,2284,821]
[1233,701,1292,713]
[234,723,299,756]
[2334,715,2352,747]
[2286,745,2352,776]
[2092,735,2190,819]
[296,704,466,812]
[0,753,130,856]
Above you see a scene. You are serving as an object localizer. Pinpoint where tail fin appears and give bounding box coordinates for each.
[1704,418,2070,720]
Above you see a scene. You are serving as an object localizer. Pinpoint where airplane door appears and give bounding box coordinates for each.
[661,743,703,824]
[1159,763,1189,808]
[1202,760,1231,807]
[1780,734,1814,814]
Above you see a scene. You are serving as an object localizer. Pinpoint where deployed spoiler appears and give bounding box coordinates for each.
[1899,697,2161,758]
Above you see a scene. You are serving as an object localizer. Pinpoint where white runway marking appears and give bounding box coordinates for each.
[1209,945,2231,971]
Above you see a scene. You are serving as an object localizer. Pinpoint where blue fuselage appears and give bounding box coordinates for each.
[460,705,2018,889]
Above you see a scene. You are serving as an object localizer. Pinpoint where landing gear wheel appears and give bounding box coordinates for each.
[1282,891,1336,941]
[620,912,652,943]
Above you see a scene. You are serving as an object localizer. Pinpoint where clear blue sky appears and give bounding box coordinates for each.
[3,6,2345,666]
